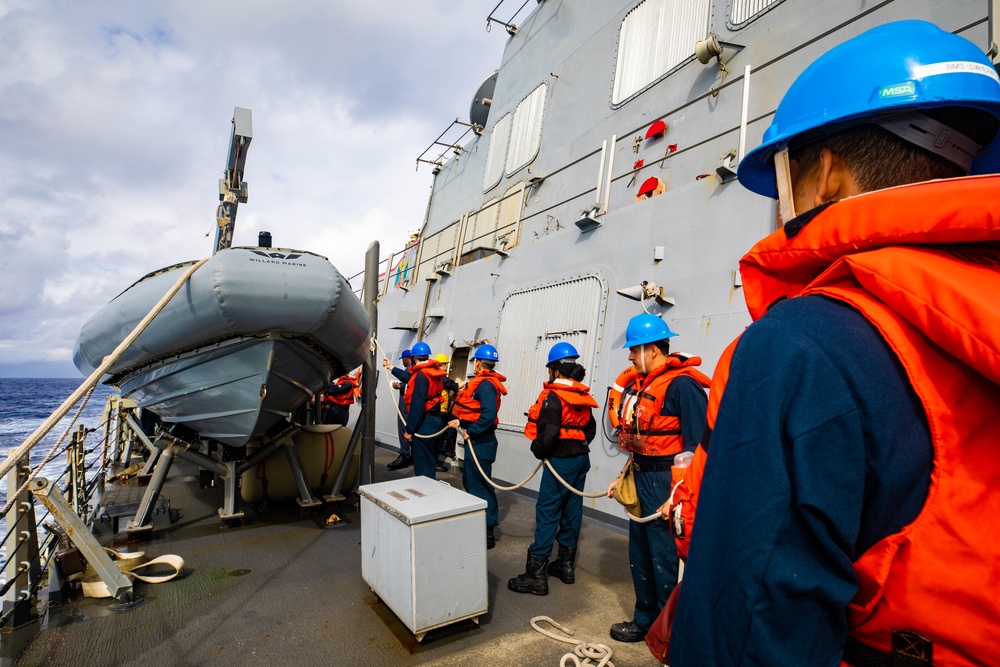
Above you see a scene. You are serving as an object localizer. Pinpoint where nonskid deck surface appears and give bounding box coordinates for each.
[13,448,656,666]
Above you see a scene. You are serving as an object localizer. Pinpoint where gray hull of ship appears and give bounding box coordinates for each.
[372,0,994,522]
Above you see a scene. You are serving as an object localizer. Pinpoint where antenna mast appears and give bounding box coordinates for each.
[214,107,253,254]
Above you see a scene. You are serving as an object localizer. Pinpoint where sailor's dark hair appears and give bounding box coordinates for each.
[550,360,586,382]
[650,340,670,356]
[790,107,999,192]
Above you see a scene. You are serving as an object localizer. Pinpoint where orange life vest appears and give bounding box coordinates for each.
[524,379,599,442]
[729,175,1000,665]
[324,374,358,407]
[607,366,639,429]
[451,369,508,424]
[616,355,710,456]
[350,368,362,402]
[403,360,447,413]
[669,337,738,561]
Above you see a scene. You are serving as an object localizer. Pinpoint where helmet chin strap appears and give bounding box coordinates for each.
[640,344,647,375]
[774,147,796,224]
[874,112,978,173]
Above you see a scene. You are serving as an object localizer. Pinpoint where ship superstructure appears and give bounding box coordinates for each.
[372,0,999,522]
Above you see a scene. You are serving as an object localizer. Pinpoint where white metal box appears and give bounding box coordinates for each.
[359,476,488,640]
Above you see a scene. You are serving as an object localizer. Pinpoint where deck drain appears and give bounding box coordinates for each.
[229,569,251,577]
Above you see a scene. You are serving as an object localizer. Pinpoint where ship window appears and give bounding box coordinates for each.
[414,219,461,283]
[459,183,523,263]
[461,197,500,258]
[482,112,512,192]
[728,0,783,27]
[612,0,711,105]
[494,275,609,431]
[505,83,547,176]
[495,184,522,250]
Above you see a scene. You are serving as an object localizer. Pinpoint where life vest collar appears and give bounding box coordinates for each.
[739,175,1000,384]
[476,368,509,393]
[739,175,1000,321]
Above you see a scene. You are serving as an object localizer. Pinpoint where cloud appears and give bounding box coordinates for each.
[0,1,507,372]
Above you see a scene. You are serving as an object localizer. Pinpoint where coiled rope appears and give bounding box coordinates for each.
[372,337,662,523]
[530,616,615,667]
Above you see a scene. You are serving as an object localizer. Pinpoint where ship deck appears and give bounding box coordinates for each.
[9,446,658,666]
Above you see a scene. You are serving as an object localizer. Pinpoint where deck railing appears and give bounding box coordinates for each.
[0,395,149,629]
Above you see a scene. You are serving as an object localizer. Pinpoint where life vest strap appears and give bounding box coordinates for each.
[843,632,933,667]
[621,428,682,436]
[525,416,584,433]
[631,459,674,473]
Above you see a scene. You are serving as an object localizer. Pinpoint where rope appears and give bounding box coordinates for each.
[372,337,451,439]
[462,430,543,491]
[460,425,660,522]
[542,458,605,499]
[530,616,615,667]
[372,336,663,523]
[0,383,97,516]
[0,258,209,482]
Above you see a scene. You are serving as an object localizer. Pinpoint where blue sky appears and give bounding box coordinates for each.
[0,1,508,377]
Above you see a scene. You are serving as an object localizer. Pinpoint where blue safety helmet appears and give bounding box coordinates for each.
[622,313,677,348]
[411,341,431,358]
[546,342,580,367]
[471,344,499,363]
[400,349,412,359]
[739,20,1000,198]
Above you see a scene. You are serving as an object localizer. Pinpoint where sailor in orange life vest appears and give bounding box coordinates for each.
[382,349,414,470]
[667,21,1000,667]
[508,342,598,596]
[447,344,507,550]
[605,313,709,644]
[398,341,448,479]
[321,371,358,427]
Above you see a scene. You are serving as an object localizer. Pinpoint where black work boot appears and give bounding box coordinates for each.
[387,455,412,471]
[507,548,549,595]
[610,620,647,643]
[546,543,577,584]
[486,525,496,550]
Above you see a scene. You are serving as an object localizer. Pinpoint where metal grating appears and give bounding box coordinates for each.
[612,0,711,105]
[505,83,547,176]
[495,275,609,431]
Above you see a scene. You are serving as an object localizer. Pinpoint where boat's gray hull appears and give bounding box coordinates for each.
[114,336,335,446]
[73,246,370,446]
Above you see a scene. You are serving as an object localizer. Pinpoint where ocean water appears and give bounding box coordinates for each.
[0,378,114,583]
[0,378,115,528]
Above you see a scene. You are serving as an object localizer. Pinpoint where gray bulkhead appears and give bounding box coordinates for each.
[374,0,991,519]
